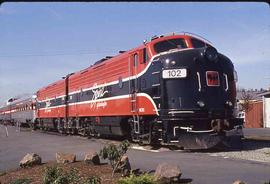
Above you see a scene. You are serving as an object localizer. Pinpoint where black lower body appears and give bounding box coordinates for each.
[166,128,243,150]
[34,114,243,150]
[34,116,131,137]
[152,114,243,149]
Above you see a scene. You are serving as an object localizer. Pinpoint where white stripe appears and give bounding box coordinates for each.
[38,95,66,103]
[38,48,193,103]
[138,93,159,115]
[67,54,157,95]
[69,94,130,106]
[39,104,66,110]
[131,146,168,153]
[39,93,159,115]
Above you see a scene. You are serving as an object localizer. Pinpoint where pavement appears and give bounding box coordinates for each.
[0,125,270,184]
[243,128,270,141]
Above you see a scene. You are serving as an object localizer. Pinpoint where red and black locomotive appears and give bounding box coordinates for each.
[1,33,243,149]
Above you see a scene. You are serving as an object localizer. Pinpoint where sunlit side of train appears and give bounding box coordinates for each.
[0,33,243,149]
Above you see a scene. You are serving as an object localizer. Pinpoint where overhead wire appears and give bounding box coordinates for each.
[0,50,117,58]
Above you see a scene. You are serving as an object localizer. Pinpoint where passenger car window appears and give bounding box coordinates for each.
[154,38,187,54]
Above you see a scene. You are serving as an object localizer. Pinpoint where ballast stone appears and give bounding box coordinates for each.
[84,151,100,165]
[154,162,182,183]
[55,152,76,164]
[19,153,42,168]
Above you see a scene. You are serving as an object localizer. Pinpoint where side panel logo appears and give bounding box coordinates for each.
[90,83,109,109]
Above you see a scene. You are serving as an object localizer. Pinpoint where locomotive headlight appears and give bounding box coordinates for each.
[204,47,218,62]
[226,101,233,107]
[197,101,205,108]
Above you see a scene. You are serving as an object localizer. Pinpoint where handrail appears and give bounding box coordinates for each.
[196,72,202,92]
[181,31,213,45]
[149,31,214,46]
[223,73,229,91]
[179,126,215,133]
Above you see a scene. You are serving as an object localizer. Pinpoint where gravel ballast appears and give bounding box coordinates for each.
[209,139,270,163]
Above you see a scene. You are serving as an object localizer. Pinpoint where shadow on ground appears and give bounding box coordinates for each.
[182,138,270,153]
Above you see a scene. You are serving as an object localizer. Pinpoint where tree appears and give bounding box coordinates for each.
[99,140,130,176]
[239,89,254,112]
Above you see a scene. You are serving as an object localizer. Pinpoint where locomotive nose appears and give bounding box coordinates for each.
[156,48,235,118]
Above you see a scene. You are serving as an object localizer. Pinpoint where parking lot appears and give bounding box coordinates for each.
[1,125,270,184]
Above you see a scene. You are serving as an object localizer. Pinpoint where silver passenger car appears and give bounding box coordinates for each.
[0,94,36,126]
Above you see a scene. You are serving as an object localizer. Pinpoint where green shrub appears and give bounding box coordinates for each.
[42,166,80,184]
[82,176,101,184]
[43,165,63,184]
[66,168,81,183]
[118,173,157,184]
[99,140,130,176]
[53,175,69,184]
[10,178,32,184]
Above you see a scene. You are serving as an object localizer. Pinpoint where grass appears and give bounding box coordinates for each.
[118,173,156,184]
[43,165,101,184]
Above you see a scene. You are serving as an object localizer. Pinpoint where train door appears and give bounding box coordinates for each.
[64,77,68,126]
[64,73,72,128]
[129,52,140,133]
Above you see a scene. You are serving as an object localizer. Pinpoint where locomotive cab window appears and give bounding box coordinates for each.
[191,38,210,48]
[154,38,187,54]
[142,48,148,63]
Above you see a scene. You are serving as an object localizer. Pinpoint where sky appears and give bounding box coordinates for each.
[0,2,269,104]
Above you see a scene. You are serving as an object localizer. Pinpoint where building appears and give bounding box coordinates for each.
[244,100,263,128]
[242,90,270,128]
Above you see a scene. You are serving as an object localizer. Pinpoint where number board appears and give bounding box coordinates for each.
[162,69,187,79]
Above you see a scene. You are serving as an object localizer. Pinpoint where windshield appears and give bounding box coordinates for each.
[190,38,210,48]
[154,38,187,54]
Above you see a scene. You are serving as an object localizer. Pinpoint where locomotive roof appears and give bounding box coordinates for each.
[37,79,65,93]
[8,94,35,105]
[68,43,149,80]
[0,94,35,109]
[68,34,210,77]
[149,32,212,45]
[37,33,212,94]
